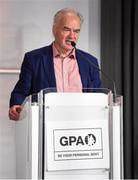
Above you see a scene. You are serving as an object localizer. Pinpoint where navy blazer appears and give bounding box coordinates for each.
[10,44,101,107]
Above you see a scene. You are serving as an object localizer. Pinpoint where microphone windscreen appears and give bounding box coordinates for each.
[71,41,76,47]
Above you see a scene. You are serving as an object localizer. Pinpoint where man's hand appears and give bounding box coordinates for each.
[9,105,22,121]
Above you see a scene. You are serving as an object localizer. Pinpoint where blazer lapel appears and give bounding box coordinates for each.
[76,50,88,88]
[42,45,56,88]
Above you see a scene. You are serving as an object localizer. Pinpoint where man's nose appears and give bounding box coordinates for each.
[69,30,75,38]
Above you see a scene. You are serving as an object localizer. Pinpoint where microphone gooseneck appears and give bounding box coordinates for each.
[71,41,117,98]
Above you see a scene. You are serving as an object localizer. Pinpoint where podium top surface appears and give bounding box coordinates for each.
[24,88,122,106]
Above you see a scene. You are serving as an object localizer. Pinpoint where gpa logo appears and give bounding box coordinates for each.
[54,128,103,160]
[60,133,96,146]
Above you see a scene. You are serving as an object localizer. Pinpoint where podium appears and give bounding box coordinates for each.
[15,88,123,179]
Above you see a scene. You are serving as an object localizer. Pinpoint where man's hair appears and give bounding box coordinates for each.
[53,8,84,26]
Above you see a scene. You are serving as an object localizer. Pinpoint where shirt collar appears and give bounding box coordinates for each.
[52,42,75,59]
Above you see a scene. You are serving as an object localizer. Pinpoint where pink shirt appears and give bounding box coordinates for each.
[53,44,82,92]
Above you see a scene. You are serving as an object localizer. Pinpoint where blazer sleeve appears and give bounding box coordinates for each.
[9,53,33,107]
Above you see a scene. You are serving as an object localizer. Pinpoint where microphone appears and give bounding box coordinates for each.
[71,41,117,98]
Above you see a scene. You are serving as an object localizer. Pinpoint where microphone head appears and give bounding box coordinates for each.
[71,41,76,47]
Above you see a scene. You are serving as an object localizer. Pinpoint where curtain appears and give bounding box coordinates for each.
[101,0,138,178]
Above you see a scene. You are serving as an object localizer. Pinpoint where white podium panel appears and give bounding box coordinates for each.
[44,93,110,179]
[15,101,39,179]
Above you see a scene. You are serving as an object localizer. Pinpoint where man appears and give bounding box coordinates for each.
[9,8,101,120]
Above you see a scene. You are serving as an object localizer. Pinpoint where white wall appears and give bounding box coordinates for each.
[0,0,101,178]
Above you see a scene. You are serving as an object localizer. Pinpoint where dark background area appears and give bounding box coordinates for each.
[101,0,138,178]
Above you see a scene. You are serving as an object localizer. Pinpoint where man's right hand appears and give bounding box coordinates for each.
[8,105,22,121]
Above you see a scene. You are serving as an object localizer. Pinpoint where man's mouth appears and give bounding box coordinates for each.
[66,40,73,45]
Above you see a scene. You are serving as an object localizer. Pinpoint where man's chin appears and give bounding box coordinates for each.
[66,45,74,50]
[61,45,73,54]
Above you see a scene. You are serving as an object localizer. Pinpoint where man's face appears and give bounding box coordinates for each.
[53,12,81,54]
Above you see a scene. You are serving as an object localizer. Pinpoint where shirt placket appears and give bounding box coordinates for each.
[62,57,69,92]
